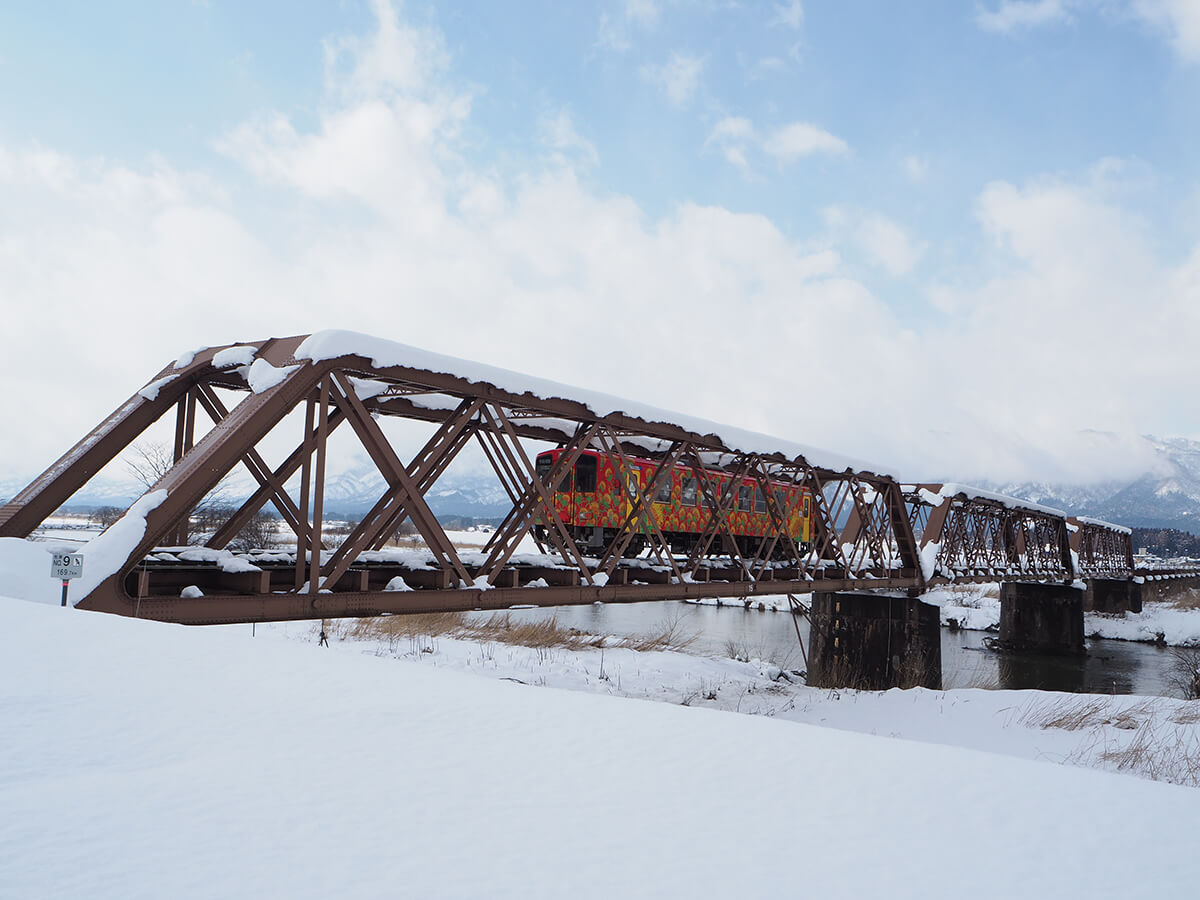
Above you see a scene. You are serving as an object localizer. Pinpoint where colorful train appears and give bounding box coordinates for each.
[533,448,813,557]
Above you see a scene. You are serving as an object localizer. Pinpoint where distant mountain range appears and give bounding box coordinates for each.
[6,435,1200,532]
[986,436,1200,532]
[0,463,514,522]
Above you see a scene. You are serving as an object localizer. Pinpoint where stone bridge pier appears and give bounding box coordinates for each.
[807,593,942,690]
[997,582,1085,654]
[1084,578,1142,615]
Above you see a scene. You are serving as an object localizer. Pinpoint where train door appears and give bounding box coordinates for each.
[551,451,575,525]
[621,465,641,528]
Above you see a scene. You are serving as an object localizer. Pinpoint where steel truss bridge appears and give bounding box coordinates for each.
[0,333,1137,626]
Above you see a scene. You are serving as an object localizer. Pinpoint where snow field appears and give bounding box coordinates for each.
[3,597,1199,899]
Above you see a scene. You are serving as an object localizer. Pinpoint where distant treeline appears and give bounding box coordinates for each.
[1131,526,1200,558]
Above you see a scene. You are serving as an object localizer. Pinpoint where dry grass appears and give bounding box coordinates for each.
[1020,696,1174,732]
[1086,722,1200,786]
[325,609,698,654]
[942,660,999,691]
[1166,586,1200,610]
[1019,694,1200,786]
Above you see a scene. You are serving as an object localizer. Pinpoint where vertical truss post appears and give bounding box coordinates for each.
[170,387,197,546]
[307,377,330,595]
[295,394,316,592]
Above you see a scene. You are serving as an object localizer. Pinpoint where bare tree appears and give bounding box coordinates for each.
[90,506,123,529]
[125,440,232,544]
[230,511,280,552]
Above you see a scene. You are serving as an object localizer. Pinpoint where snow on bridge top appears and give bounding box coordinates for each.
[293,330,889,478]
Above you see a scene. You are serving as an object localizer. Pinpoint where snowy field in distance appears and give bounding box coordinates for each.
[3,596,1199,899]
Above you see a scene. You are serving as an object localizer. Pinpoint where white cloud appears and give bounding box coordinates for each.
[640,52,706,106]
[976,0,1073,33]
[705,117,756,172]
[1131,0,1200,62]
[903,155,927,182]
[707,116,755,143]
[824,207,926,276]
[597,0,660,52]
[539,109,599,167]
[322,0,449,99]
[770,1,805,29]
[977,0,1200,62]
[856,214,926,276]
[762,121,849,161]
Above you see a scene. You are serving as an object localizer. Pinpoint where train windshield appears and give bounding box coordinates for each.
[536,455,571,492]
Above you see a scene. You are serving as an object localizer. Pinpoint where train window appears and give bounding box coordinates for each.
[700,477,716,509]
[773,487,788,513]
[535,455,553,488]
[754,485,767,513]
[576,455,597,493]
[654,471,673,503]
[737,484,752,512]
[680,476,698,506]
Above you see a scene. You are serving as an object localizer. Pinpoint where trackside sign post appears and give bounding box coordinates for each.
[50,553,84,607]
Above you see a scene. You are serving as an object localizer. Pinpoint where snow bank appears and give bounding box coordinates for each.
[2,597,1197,898]
[1087,606,1200,646]
[0,491,167,605]
[295,330,885,475]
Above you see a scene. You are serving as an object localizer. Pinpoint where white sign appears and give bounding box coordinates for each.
[50,553,84,580]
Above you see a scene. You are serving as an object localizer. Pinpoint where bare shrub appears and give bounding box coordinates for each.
[724,637,797,669]
[1165,646,1200,700]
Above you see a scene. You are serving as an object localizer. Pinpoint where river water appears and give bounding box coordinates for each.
[471,600,1182,697]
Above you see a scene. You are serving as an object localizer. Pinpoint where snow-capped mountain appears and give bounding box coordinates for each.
[990,436,1200,531]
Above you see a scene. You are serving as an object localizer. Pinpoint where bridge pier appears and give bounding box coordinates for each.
[807,593,941,690]
[998,583,1085,655]
[1084,578,1142,615]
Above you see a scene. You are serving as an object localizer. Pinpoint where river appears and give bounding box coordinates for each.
[470,599,1183,697]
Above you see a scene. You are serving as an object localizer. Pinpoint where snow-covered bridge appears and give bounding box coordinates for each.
[2,331,1176,689]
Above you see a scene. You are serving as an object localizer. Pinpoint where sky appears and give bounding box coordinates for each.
[2,0,1199,487]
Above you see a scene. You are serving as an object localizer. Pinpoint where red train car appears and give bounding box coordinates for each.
[533,449,813,557]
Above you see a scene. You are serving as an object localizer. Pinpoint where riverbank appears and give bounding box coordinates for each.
[280,608,1200,789]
